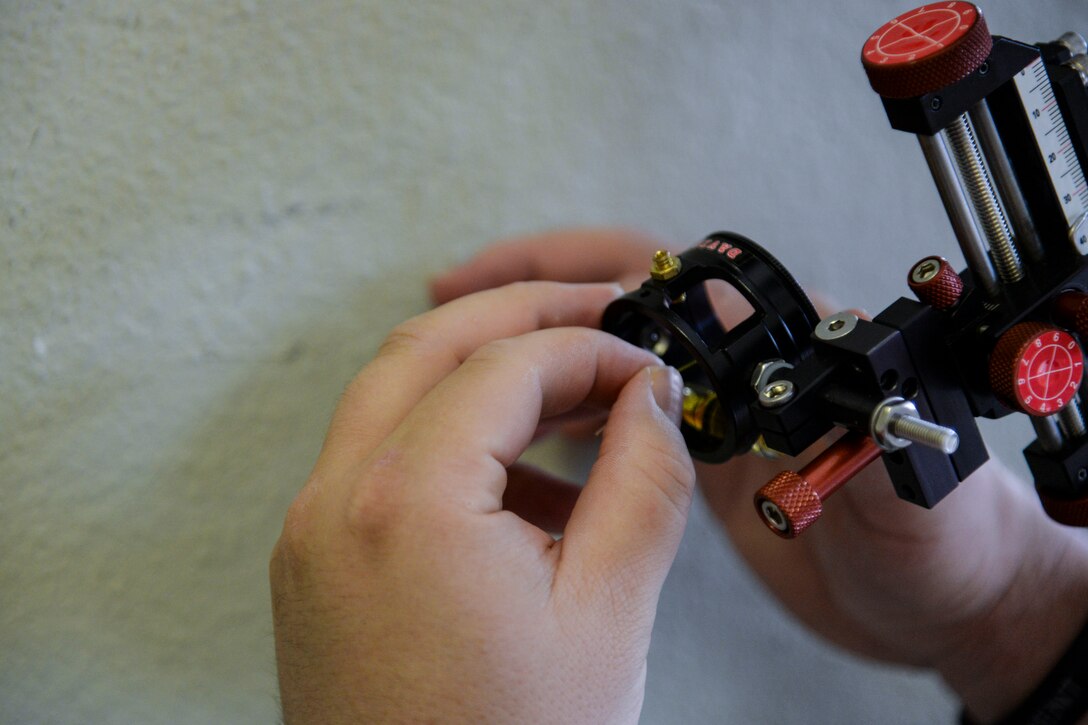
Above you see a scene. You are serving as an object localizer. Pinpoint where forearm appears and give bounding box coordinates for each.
[937,493,1088,724]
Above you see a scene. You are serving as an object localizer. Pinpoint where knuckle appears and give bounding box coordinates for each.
[376,318,433,359]
[268,535,301,594]
[270,505,319,589]
[344,486,400,548]
[503,279,538,297]
[271,453,416,588]
[503,280,557,324]
[463,336,522,369]
[342,452,411,548]
[274,484,323,558]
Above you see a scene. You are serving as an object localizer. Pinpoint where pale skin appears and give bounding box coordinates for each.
[272,228,1088,723]
[271,279,695,723]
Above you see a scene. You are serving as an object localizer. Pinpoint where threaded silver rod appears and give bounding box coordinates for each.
[1033,415,1065,453]
[889,415,960,454]
[943,113,1023,284]
[968,101,1044,263]
[917,133,1000,298]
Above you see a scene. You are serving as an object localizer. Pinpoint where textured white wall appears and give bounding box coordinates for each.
[4,1,1087,722]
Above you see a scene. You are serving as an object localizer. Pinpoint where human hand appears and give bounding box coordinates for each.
[270,280,696,723]
[432,228,1088,722]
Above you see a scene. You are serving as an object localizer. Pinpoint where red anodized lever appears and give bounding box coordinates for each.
[754,433,883,539]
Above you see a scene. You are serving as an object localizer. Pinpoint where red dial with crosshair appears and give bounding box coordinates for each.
[989,322,1085,416]
[861,2,992,98]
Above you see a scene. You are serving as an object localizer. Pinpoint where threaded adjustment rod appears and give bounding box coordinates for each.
[943,114,1022,284]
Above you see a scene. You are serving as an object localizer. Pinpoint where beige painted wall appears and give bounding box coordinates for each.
[4,1,1086,722]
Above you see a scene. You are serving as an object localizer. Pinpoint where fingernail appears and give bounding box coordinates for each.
[648,365,683,426]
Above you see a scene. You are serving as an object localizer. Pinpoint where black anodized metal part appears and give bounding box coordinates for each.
[874,298,988,482]
[878,37,1039,136]
[601,232,819,463]
[1025,436,1088,500]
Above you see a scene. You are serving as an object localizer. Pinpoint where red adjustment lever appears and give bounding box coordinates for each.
[754,433,882,539]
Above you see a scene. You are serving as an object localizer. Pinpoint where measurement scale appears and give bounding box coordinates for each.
[1015,56,1088,252]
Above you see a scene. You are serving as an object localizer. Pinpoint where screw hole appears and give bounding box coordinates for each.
[902,377,919,399]
[898,485,918,501]
[930,96,943,111]
[978,62,989,76]
[760,500,789,531]
[880,369,899,392]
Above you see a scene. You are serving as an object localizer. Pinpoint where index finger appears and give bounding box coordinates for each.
[322,282,623,469]
[430,228,662,303]
[366,327,661,513]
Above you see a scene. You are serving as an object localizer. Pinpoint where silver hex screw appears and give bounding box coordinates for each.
[759,380,796,408]
[814,312,860,341]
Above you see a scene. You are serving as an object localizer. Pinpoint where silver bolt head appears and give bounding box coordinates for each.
[1059,31,1088,58]
[815,312,859,341]
[758,379,795,408]
[910,257,942,284]
[760,500,789,531]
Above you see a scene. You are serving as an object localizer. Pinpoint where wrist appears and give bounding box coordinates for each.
[937,497,1088,723]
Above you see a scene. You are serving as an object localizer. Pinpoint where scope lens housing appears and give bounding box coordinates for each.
[602,232,819,462]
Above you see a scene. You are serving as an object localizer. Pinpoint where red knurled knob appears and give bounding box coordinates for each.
[756,471,823,539]
[861,2,992,99]
[755,433,882,539]
[1053,291,1088,341]
[908,256,963,310]
[1038,489,1088,527]
[989,322,1085,416]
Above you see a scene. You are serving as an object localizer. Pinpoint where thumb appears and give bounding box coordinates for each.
[559,365,696,613]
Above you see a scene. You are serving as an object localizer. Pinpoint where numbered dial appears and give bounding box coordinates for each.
[989,322,1085,416]
[861,2,992,99]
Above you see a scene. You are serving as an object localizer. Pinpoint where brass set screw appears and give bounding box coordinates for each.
[650,250,682,281]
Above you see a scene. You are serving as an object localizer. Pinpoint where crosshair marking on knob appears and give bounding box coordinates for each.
[990,323,1086,416]
[866,5,976,63]
[1023,340,1078,403]
[861,2,991,98]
